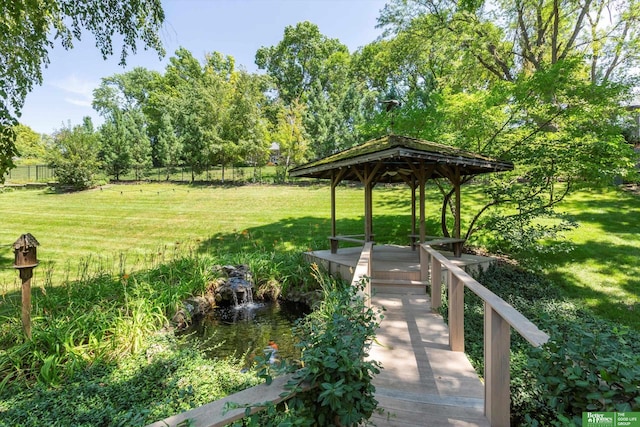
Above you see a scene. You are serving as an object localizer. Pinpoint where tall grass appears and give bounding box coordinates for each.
[0,250,209,387]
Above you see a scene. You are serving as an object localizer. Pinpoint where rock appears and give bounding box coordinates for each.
[212,264,255,305]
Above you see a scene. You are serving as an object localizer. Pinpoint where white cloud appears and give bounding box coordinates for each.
[49,74,97,107]
[64,97,93,107]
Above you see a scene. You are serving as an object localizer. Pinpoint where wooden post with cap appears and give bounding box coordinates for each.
[13,233,39,339]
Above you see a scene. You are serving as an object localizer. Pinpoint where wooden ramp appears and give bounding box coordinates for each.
[369,293,490,427]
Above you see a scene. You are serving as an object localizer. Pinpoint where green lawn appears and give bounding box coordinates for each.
[538,186,640,328]
[1,182,638,329]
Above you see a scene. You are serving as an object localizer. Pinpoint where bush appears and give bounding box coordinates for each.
[526,321,640,426]
[46,120,102,190]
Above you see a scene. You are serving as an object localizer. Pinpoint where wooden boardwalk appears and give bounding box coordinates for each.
[305,245,493,425]
[369,292,490,427]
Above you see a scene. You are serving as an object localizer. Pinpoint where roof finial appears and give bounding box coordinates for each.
[381,99,401,135]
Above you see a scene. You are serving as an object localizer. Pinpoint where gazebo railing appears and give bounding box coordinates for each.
[419,244,549,426]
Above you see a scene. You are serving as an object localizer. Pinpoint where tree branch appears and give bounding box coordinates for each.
[559,0,593,62]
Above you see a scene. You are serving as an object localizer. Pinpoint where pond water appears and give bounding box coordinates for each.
[181,300,310,366]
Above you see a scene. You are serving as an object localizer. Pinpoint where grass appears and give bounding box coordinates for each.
[1,181,639,329]
[537,186,640,329]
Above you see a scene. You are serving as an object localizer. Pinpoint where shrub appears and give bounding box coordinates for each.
[242,268,383,426]
[525,321,640,426]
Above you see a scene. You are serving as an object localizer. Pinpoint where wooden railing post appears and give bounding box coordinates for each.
[484,303,511,427]
[366,244,372,307]
[430,252,442,310]
[448,271,464,352]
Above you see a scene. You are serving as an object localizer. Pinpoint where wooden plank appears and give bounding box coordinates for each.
[370,293,489,427]
[448,272,465,352]
[371,279,427,286]
[430,250,442,309]
[371,397,489,427]
[146,374,308,427]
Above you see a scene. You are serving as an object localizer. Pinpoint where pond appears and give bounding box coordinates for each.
[181,300,310,366]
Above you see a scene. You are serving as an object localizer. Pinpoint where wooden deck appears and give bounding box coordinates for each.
[369,292,489,426]
[305,244,494,289]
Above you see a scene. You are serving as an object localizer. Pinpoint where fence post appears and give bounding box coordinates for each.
[448,271,464,352]
[484,303,511,426]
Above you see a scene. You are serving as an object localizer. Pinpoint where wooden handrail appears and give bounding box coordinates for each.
[146,373,312,427]
[419,244,549,427]
[424,246,549,346]
[351,242,373,306]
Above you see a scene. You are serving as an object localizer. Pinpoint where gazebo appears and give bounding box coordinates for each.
[288,134,514,256]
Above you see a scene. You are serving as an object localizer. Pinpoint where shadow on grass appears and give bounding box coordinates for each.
[541,239,640,329]
[196,214,442,255]
[566,191,640,235]
[530,188,640,328]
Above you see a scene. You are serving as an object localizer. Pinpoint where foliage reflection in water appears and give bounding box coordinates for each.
[182,300,310,366]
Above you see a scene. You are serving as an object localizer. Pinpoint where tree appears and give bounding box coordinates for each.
[0,0,165,182]
[124,110,152,180]
[256,22,369,158]
[255,21,349,105]
[371,0,639,254]
[99,116,130,181]
[272,99,309,181]
[14,124,46,161]
[47,117,101,190]
[93,68,158,180]
[155,113,182,180]
[221,70,271,181]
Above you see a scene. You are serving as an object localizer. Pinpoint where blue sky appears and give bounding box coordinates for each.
[21,0,388,135]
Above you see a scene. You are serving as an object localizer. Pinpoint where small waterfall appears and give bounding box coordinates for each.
[243,287,254,305]
[232,291,239,307]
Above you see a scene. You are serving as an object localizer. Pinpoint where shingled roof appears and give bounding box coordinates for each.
[289,134,513,183]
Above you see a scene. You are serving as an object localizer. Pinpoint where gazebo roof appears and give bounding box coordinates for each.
[289,134,514,183]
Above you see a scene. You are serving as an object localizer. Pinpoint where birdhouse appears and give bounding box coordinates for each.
[13,233,39,269]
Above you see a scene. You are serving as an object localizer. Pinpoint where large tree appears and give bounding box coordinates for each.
[256,21,371,159]
[93,67,158,180]
[0,0,165,181]
[14,124,46,161]
[370,0,639,253]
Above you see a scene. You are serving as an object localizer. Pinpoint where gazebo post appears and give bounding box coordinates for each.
[453,167,462,257]
[364,165,374,242]
[411,178,417,238]
[331,171,337,238]
[419,173,426,243]
[330,168,347,239]
[407,162,434,246]
[355,164,382,243]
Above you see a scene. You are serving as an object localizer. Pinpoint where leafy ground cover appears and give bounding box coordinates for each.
[441,262,640,425]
